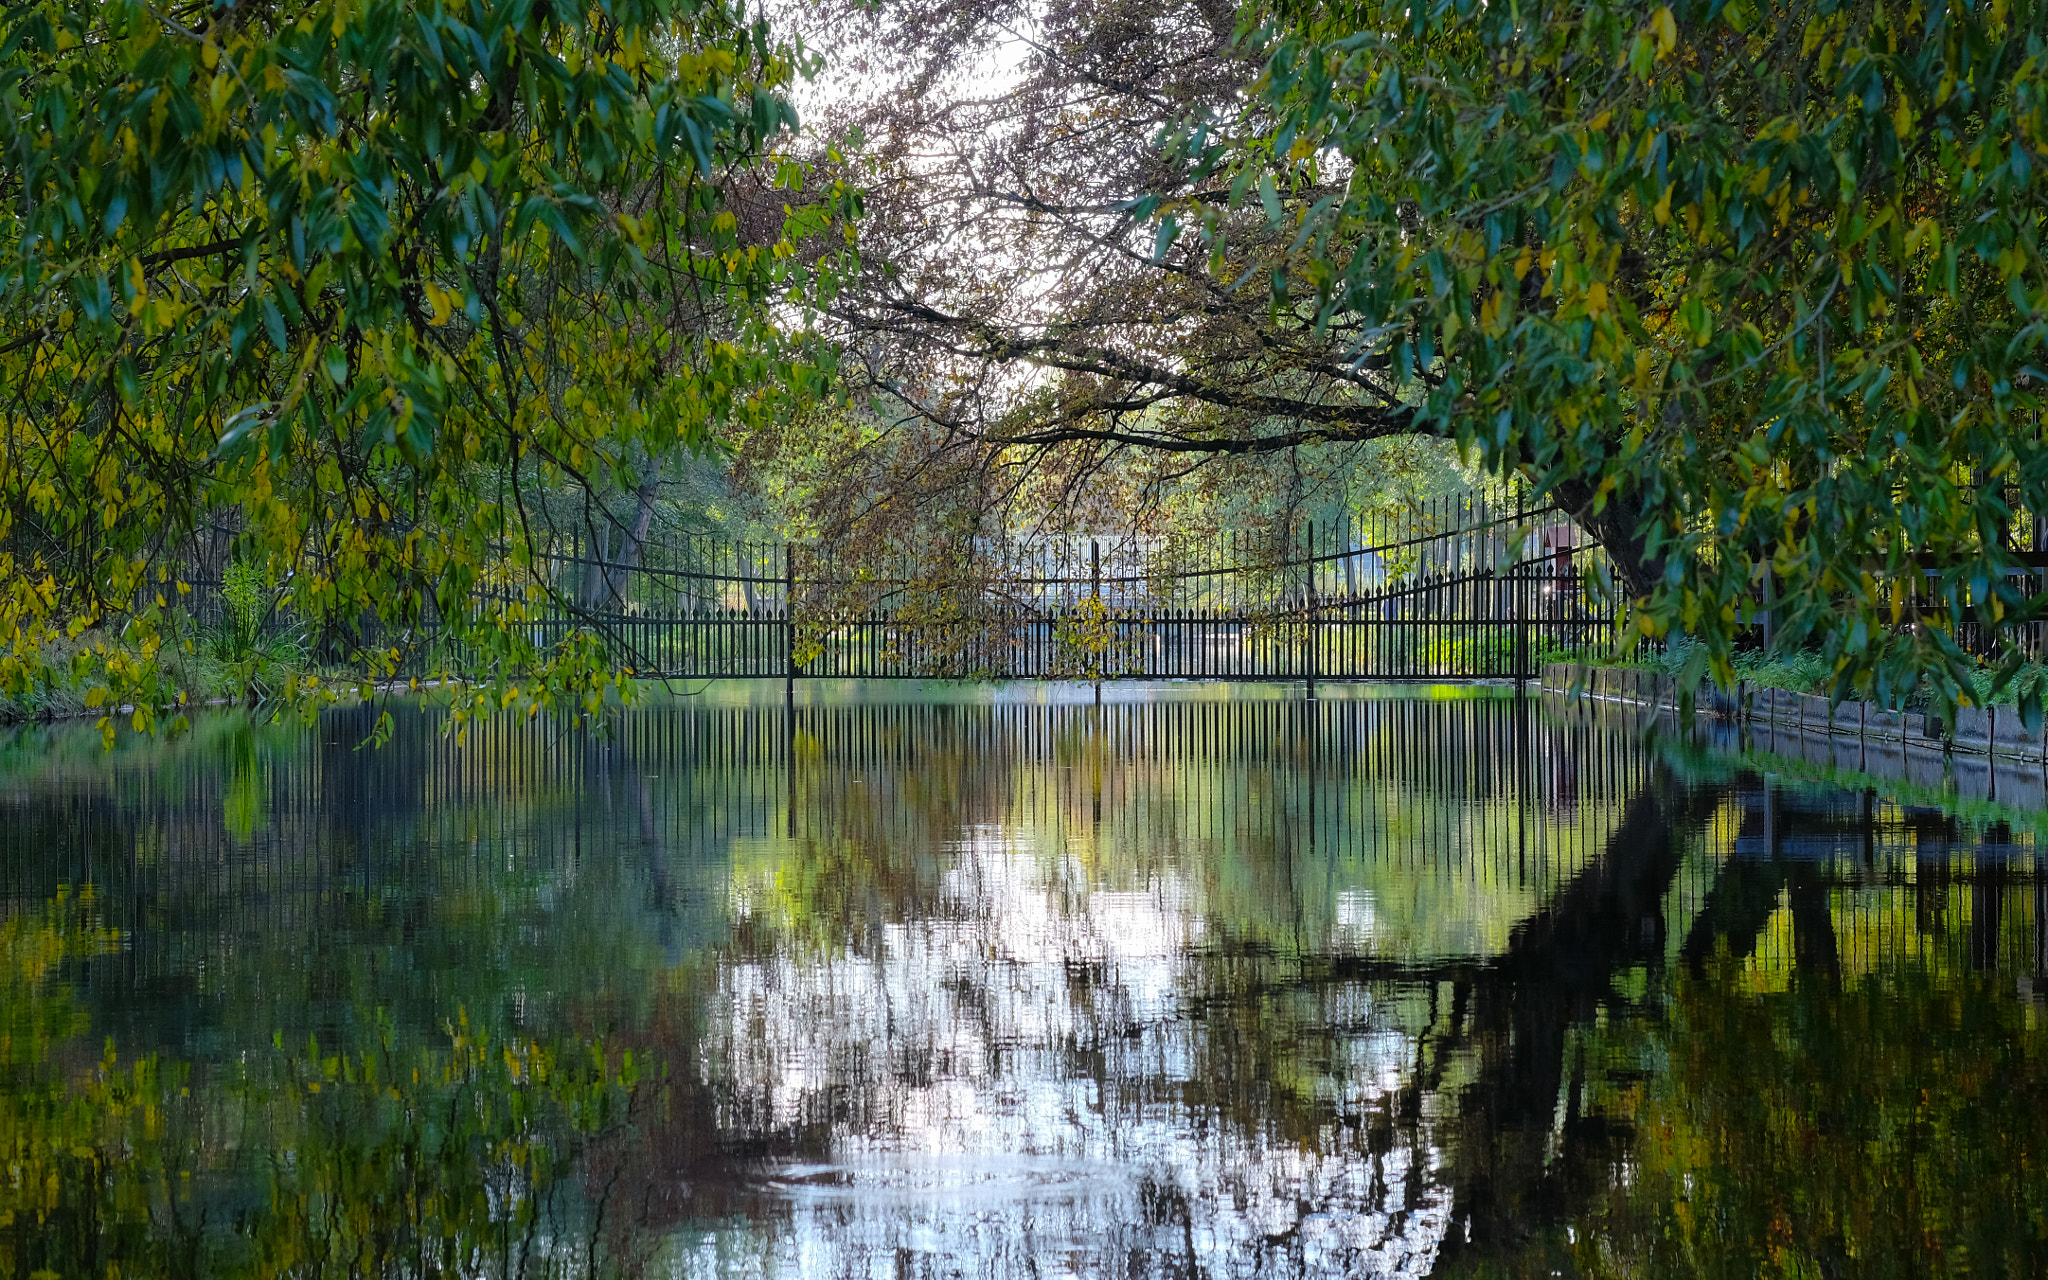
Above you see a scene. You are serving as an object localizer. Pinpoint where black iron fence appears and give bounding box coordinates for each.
[509,490,1614,683]
[169,490,1617,683]
[165,476,2048,684]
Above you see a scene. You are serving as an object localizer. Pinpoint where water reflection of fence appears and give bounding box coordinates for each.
[3,698,1646,950]
[0,698,1639,968]
[10,696,2046,1027]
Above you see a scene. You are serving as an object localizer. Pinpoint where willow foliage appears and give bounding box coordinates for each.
[1200,0,2048,714]
[0,0,852,738]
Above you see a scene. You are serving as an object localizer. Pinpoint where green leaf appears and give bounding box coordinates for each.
[1152,215,1179,263]
[261,295,288,354]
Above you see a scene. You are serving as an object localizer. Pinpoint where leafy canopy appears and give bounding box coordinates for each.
[1198,0,2048,715]
[0,0,852,738]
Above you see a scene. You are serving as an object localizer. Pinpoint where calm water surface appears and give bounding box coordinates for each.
[2,685,2044,1278]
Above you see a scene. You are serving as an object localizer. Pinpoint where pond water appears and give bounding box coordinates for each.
[2,684,2044,1278]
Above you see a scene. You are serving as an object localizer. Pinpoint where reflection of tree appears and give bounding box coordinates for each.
[0,706,737,1057]
[1146,766,1731,1272]
[698,696,1671,1274]
[0,889,681,1280]
[1276,770,1727,1264]
[1682,858,1842,981]
[1462,772,2048,1278]
[1557,964,2048,1279]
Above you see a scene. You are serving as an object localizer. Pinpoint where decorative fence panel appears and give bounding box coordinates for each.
[521,539,791,679]
[167,490,1615,683]
[520,489,1614,684]
[172,479,2048,685]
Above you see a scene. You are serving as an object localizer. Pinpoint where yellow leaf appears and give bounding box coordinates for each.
[1654,7,1677,55]
[423,281,453,326]
[126,258,147,316]
[1653,183,1674,225]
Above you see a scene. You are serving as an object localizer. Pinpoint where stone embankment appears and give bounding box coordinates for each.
[1540,662,2048,808]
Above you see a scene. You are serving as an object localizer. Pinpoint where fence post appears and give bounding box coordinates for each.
[1514,570,1530,688]
[1091,538,1102,702]
[783,541,796,707]
[1305,521,1319,700]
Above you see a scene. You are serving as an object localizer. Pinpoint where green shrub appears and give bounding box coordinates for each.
[217,560,268,660]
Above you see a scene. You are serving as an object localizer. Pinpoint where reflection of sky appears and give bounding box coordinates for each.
[1333,889,1381,950]
[0,693,1662,1277]
[708,826,1450,1278]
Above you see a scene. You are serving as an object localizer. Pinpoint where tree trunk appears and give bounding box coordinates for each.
[1544,475,1661,601]
[579,478,660,613]
[578,525,615,612]
[618,477,659,583]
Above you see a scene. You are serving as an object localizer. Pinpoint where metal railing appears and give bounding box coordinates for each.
[167,488,1617,684]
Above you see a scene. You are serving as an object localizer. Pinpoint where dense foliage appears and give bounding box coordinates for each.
[0,0,852,737]
[1206,0,2048,712]
[13,0,2046,723]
